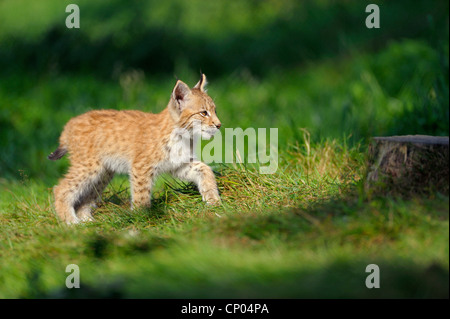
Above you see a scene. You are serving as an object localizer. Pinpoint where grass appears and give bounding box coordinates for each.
[0,46,448,299]
[0,136,448,298]
[0,0,448,299]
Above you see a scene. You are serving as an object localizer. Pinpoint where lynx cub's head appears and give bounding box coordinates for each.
[169,74,221,140]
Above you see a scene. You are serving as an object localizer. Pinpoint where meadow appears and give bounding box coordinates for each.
[0,0,448,298]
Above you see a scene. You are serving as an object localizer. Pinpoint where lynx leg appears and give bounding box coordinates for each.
[172,161,221,204]
[53,163,105,225]
[129,165,155,210]
[54,182,79,225]
[76,169,114,221]
[76,202,97,222]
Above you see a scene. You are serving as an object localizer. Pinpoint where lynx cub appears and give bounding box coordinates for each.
[49,74,222,224]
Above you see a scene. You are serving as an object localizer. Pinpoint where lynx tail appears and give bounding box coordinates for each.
[48,147,68,160]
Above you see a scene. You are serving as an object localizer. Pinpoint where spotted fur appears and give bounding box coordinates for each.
[50,74,221,224]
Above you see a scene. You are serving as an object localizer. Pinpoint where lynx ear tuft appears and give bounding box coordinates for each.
[194,73,207,92]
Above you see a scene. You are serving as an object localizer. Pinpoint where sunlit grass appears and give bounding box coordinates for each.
[0,137,448,298]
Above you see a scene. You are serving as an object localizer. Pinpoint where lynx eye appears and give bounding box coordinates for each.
[200,111,208,117]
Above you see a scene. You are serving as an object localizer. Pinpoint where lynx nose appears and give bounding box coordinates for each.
[216,123,222,129]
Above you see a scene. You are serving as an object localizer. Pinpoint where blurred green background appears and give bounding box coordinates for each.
[0,0,448,180]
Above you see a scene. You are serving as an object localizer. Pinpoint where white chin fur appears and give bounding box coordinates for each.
[201,129,217,140]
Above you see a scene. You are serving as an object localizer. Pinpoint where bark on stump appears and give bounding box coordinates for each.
[366,135,449,195]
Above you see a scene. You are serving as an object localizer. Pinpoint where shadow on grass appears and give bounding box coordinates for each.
[25,257,448,298]
[21,188,448,299]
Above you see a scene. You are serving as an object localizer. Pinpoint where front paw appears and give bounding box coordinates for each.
[203,190,221,205]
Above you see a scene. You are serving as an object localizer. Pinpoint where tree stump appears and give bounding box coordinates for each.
[366,135,449,195]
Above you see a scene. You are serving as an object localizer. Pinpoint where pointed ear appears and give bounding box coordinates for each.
[193,73,207,92]
[172,80,191,111]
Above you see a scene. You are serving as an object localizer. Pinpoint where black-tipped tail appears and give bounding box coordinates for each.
[48,147,67,160]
